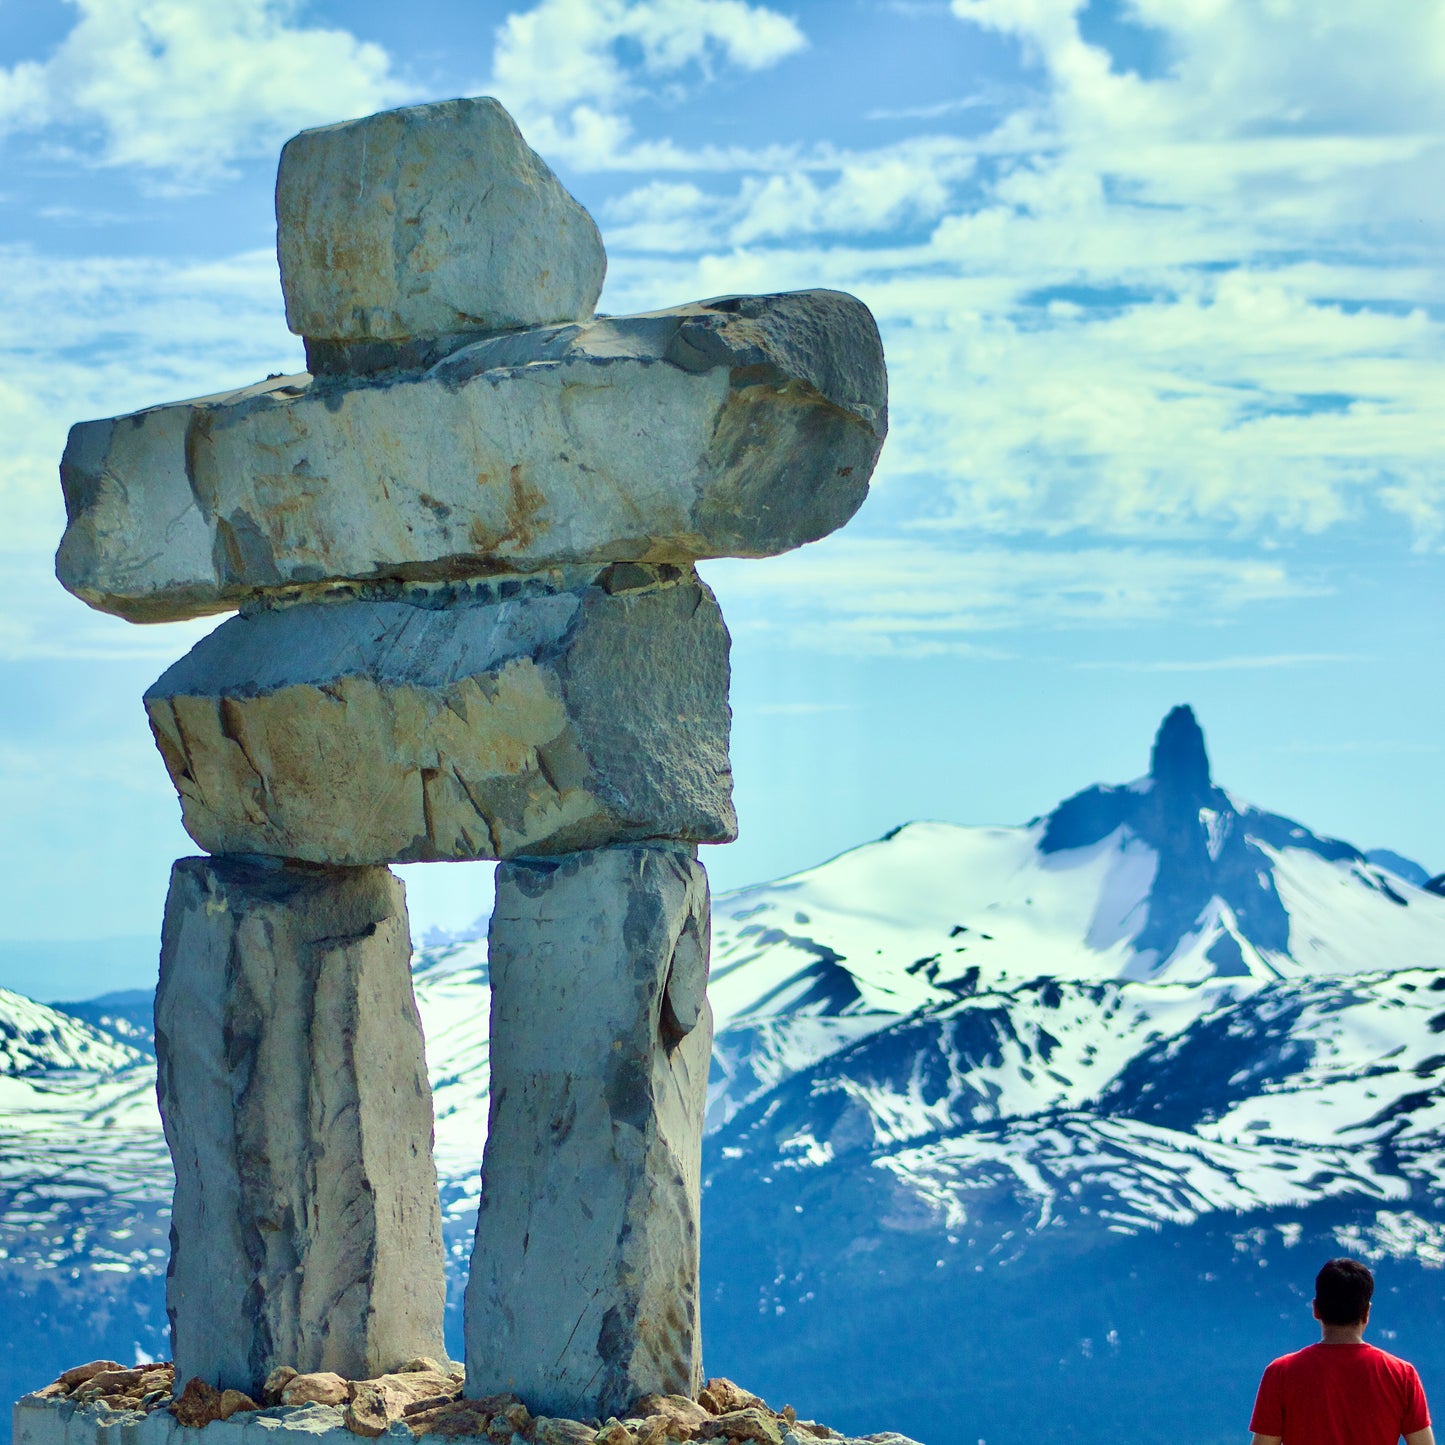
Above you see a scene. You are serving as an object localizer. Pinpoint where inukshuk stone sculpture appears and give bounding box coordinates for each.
[55,97,887,1420]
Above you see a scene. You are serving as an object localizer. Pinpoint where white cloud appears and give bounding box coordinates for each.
[0,0,409,187]
[880,268,1445,543]
[0,242,299,659]
[1074,654,1366,674]
[591,0,1445,548]
[732,139,975,242]
[489,0,806,168]
[603,136,979,249]
[0,559,221,663]
[867,90,1008,122]
[752,702,860,716]
[699,538,1319,657]
[944,0,1445,243]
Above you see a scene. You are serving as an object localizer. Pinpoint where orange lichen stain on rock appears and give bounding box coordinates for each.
[468,463,549,555]
[504,462,549,551]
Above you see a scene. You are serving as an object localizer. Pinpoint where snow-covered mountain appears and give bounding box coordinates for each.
[4,707,1445,1445]
[710,705,1445,1005]
[699,709,1445,1443]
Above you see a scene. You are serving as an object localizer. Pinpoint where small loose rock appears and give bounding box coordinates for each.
[401,1358,448,1375]
[404,1398,496,1438]
[699,1409,783,1445]
[59,1362,125,1391]
[29,1361,913,1445]
[631,1396,711,1439]
[535,1418,600,1445]
[219,1389,259,1421]
[282,1371,351,1408]
[345,1383,394,1439]
[403,1394,458,1417]
[501,1403,534,1435]
[171,1377,224,1428]
[74,1368,147,1402]
[597,1418,631,1445]
[699,1383,766,1418]
[265,1366,299,1405]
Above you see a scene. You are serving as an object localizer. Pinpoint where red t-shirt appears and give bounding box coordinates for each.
[1251,1342,1430,1443]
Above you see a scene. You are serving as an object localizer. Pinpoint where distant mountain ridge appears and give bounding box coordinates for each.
[706,707,1445,1023]
[3,707,1445,1445]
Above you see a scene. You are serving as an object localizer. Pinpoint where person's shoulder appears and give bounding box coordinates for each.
[1264,1345,1317,1373]
[1362,1344,1423,1376]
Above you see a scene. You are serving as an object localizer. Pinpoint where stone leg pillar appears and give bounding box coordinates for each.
[156,855,447,1393]
[465,844,712,1419]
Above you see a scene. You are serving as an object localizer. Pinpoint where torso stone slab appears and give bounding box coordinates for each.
[143,566,735,865]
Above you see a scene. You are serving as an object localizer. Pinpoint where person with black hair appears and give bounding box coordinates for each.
[1249,1257,1434,1444]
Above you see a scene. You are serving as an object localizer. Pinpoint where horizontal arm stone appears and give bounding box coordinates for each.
[143,565,735,865]
[57,291,887,623]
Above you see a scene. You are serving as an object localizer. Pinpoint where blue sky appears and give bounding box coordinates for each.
[0,0,1441,994]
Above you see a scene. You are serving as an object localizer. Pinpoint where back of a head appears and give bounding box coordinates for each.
[1316,1257,1374,1325]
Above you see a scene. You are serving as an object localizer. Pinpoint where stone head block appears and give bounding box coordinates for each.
[143,566,735,866]
[276,97,606,347]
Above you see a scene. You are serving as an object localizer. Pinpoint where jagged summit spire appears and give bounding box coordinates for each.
[1150,705,1211,798]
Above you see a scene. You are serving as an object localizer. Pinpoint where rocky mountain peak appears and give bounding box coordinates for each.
[1149,704,1212,801]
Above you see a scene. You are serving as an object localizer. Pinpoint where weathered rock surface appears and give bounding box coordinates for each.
[276,98,605,352]
[57,292,886,623]
[157,856,446,1392]
[465,844,713,1418]
[144,566,734,866]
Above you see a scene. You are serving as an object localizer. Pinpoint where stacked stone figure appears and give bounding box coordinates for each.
[56,98,886,1421]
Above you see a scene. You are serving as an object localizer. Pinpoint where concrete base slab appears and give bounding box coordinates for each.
[14,1397,364,1445]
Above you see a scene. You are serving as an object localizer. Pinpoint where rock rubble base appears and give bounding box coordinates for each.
[15,1365,922,1445]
